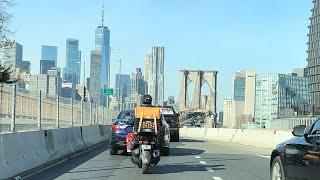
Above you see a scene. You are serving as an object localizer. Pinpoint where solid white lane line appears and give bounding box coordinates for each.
[206,167,214,172]
[212,177,223,180]
[200,161,207,165]
[195,155,202,159]
[256,154,270,159]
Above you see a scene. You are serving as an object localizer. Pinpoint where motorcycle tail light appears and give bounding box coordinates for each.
[112,124,121,131]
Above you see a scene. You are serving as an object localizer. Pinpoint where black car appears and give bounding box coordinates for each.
[110,109,170,156]
[161,106,180,142]
[270,117,320,180]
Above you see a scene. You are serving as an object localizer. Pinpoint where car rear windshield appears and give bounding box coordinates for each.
[117,110,135,119]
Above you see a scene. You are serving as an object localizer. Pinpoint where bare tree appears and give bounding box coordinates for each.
[0,0,14,84]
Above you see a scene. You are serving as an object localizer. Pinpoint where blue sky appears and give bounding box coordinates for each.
[11,0,312,111]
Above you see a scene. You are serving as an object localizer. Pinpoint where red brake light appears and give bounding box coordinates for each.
[112,124,121,131]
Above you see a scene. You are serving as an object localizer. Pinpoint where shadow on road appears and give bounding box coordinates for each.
[180,138,206,143]
[150,163,225,174]
[66,165,134,174]
[71,175,114,180]
[26,144,111,180]
[170,147,205,156]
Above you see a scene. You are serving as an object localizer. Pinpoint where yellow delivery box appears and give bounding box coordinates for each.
[134,107,161,134]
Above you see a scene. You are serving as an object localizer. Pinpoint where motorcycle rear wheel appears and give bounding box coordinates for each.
[141,163,149,174]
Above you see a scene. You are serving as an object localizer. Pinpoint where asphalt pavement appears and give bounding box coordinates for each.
[27,139,272,180]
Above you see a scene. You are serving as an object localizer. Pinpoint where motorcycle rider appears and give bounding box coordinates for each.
[130,94,161,167]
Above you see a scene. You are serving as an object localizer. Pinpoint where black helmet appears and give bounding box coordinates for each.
[142,94,152,105]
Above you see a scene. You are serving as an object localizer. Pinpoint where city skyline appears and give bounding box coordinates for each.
[1,2,320,179]
[10,0,313,111]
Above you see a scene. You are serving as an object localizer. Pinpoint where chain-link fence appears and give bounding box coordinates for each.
[0,84,119,133]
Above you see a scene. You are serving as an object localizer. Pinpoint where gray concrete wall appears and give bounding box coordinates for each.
[180,127,293,149]
[0,125,111,179]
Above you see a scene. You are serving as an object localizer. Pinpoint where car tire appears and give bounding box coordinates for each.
[270,156,286,180]
[161,146,170,156]
[109,145,118,155]
[171,134,180,142]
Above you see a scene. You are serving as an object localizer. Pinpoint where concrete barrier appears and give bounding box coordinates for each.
[237,129,276,148]
[46,127,85,161]
[0,124,112,179]
[82,125,105,146]
[0,131,50,179]
[215,129,238,143]
[205,128,219,141]
[181,128,294,149]
[100,125,112,141]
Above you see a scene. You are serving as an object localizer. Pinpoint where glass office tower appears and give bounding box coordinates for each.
[63,39,81,84]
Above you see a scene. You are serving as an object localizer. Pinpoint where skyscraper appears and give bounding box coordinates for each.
[233,70,256,117]
[41,45,57,63]
[40,60,55,74]
[115,74,131,101]
[307,0,320,114]
[3,41,23,69]
[63,39,81,84]
[89,4,110,106]
[40,45,57,74]
[90,51,105,105]
[131,68,145,95]
[255,73,309,128]
[223,98,234,128]
[95,5,110,88]
[145,46,164,105]
[3,40,30,73]
[145,55,152,94]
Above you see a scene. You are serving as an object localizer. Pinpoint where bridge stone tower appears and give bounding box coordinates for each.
[178,70,218,114]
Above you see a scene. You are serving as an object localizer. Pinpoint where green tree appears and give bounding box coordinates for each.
[0,0,15,84]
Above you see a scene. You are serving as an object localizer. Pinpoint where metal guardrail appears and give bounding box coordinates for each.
[270,116,319,130]
[0,84,119,133]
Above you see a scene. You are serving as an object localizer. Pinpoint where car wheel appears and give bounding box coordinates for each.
[161,146,170,156]
[171,134,179,142]
[109,145,118,155]
[270,156,286,180]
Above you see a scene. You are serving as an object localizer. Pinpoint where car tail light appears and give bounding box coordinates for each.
[112,124,121,131]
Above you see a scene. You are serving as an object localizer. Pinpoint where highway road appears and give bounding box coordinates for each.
[27,139,272,180]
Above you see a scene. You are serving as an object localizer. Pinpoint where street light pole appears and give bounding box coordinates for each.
[118,59,122,111]
[83,61,86,86]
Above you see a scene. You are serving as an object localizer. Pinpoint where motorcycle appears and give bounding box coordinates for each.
[127,133,161,174]
[128,107,162,174]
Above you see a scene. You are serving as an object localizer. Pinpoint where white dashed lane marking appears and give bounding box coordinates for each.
[256,155,270,159]
[195,155,202,159]
[205,167,214,172]
[212,177,223,180]
[200,161,207,165]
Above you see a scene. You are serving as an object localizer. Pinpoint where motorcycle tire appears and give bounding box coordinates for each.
[141,163,149,174]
